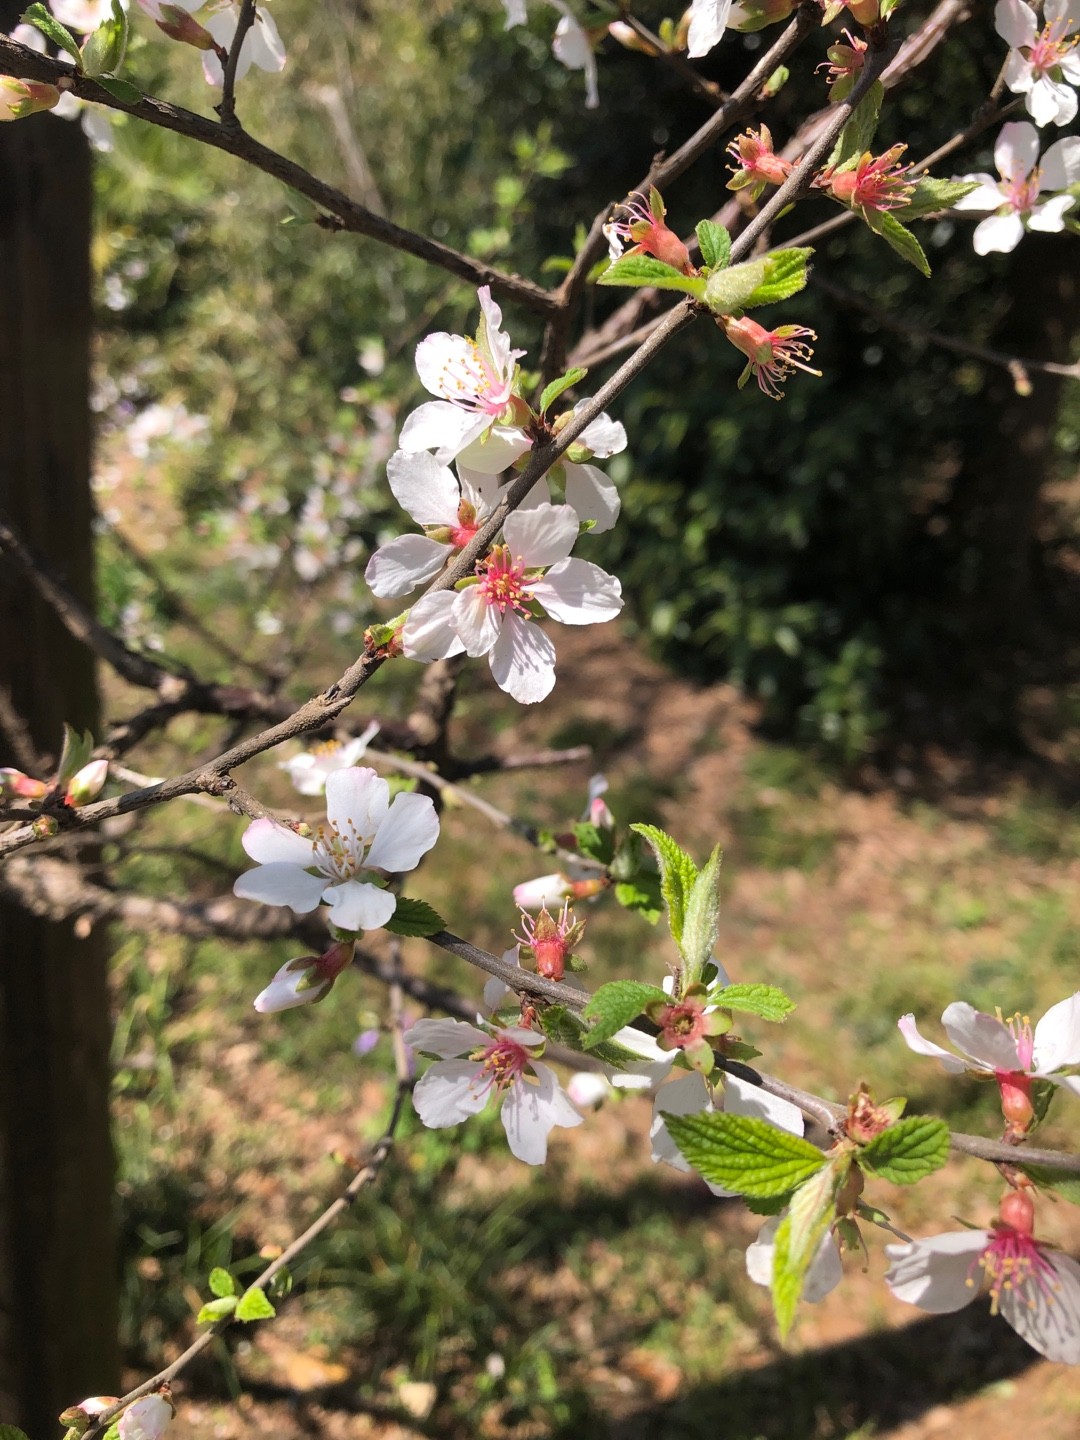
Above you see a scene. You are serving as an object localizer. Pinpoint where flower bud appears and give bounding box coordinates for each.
[64,759,108,807]
[253,941,355,1013]
[998,1188,1035,1236]
[59,1398,120,1434]
[703,258,770,314]
[0,767,48,801]
[998,1072,1035,1134]
[155,3,216,49]
[118,1392,174,1440]
[0,77,62,121]
[567,1071,612,1108]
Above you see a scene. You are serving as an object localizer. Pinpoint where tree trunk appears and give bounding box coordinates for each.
[0,81,119,1435]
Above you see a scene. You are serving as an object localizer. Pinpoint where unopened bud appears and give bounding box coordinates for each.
[606,19,661,54]
[999,1188,1035,1236]
[0,77,62,120]
[998,1073,1035,1134]
[0,767,48,801]
[156,3,216,48]
[65,759,108,807]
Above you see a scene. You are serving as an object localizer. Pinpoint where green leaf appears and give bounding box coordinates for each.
[385,897,446,937]
[859,1114,949,1184]
[899,177,979,219]
[196,1295,238,1324]
[598,254,706,298]
[613,879,661,923]
[712,982,795,1023]
[538,1003,652,1069]
[1015,1163,1080,1205]
[680,843,723,983]
[741,248,813,309]
[572,819,613,863]
[865,209,931,277]
[95,74,142,104]
[0,1427,34,1440]
[772,1159,846,1340]
[664,1112,826,1198]
[743,1192,792,1216]
[208,1266,237,1298]
[696,219,731,271]
[539,366,587,415]
[79,0,127,78]
[582,980,668,1049]
[56,724,94,787]
[630,823,697,946]
[235,1284,277,1321]
[827,81,885,172]
[20,3,82,64]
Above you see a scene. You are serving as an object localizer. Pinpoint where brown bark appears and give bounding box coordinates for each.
[0,72,119,1435]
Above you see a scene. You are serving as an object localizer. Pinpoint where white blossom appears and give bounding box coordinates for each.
[898,992,1080,1095]
[118,1394,174,1440]
[995,0,1080,126]
[233,766,439,932]
[687,0,734,58]
[550,1,599,109]
[277,722,381,796]
[50,0,123,31]
[954,121,1080,253]
[201,1,286,85]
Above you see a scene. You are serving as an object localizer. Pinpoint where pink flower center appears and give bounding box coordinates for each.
[437,338,512,417]
[657,1000,709,1051]
[836,150,916,212]
[1027,21,1078,77]
[448,498,480,550]
[1004,168,1042,215]
[477,1037,530,1092]
[975,1225,1059,1315]
[477,545,532,616]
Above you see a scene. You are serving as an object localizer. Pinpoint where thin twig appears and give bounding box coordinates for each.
[216,0,256,128]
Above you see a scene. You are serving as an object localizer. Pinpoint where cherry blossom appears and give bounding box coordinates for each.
[726,125,793,202]
[885,1193,1080,1364]
[687,0,734,58]
[603,188,694,273]
[550,1,599,109]
[405,1016,582,1164]
[233,766,439,932]
[365,452,504,599]
[551,403,626,533]
[721,316,820,401]
[277,722,381,796]
[118,1393,175,1440]
[995,0,1080,127]
[746,1215,844,1301]
[398,287,531,474]
[512,868,608,909]
[402,503,623,704]
[253,940,355,1013]
[953,121,1080,254]
[201,1,286,86]
[566,1070,612,1108]
[819,145,917,214]
[50,0,121,31]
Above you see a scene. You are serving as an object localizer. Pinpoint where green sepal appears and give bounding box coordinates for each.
[828,81,885,173]
[696,219,731,271]
[540,367,587,415]
[236,1284,276,1321]
[573,819,615,863]
[664,1111,826,1198]
[711,982,795,1023]
[20,3,82,65]
[598,254,706,298]
[864,209,930,276]
[859,1114,949,1184]
[680,844,723,985]
[771,1156,848,1340]
[196,1295,238,1324]
[629,823,697,946]
[582,980,669,1049]
[898,177,979,219]
[208,1266,237,1297]
[384,897,446,937]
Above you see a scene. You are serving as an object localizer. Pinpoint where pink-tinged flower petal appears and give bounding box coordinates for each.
[452,585,502,657]
[366,535,450,598]
[1061,50,1080,82]
[403,591,466,662]
[250,7,286,69]
[1032,992,1080,1073]
[530,1060,585,1125]
[118,1394,173,1440]
[575,408,627,459]
[1028,74,1077,127]
[11,22,46,51]
[489,611,557,704]
[386,450,462,526]
[563,462,620,532]
[952,176,1007,212]
[233,862,327,913]
[552,8,599,109]
[458,466,502,511]
[567,1071,612,1108]
[941,1002,1022,1069]
[456,425,531,474]
[325,766,389,841]
[746,1216,843,1302]
[973,212,1026,254]
[504,502,580,568]
[687,0,733,57]
[476,285,519,382]
[513,873,574,908]
[413,1059,491,1126]
[1029,197,1073,240]
[884,1231,990,1312]
[1045,0,1080,25]
[994,0,1038,48]
[405,1017,490,1057]
[241,818,314,867]
[530,558,623,625]
[896,1013,969,1072]
[1000,1250,1080,1363]
[995,121,1039,182]
[499,1025,549,1049]
[322,878,396,932]
[1041,136,1080,191]
[1002,49,1035,95]
[723,1073,805,1135]
[365,791,440,872]
[202,4,286,84]
[399,402,489,462]
[500,1064,581,1164]
[502,0,527,25]
[254,960,329,1013]
[415,332,475,399]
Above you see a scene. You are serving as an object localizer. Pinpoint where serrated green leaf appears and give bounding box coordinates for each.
[859,1114,949,1184]
[664,1112,826,1198]
[95,74,142,103]
[865,210,930,276]
[741,248,813,309]
[208,1266,236,1298]
[744,1192,792,1215]
[630,823,697,945]
[828,81,885,172]
[196,1295,237,1324]
[680,843,723,983]
[539,366,587,414]
[712,982,795,1022]
[771,1158,846,1340]
[598,254,706,298]
[1015,1163,1080,1205]
[696,219,731,271]
[235,1285,276,1321]
[613,879,661,923]
[539,1003,653,1069]
[20,3,82,64]
[582,980,668,1049]
[384,897,445,937]
[899,177,979,219]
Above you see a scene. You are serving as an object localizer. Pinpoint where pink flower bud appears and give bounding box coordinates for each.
[513,873,575,910]
[64,759,108,807]
[155,4,216,50]
[0,77,62,121]
[567,1071,612,1108]
[253,940,355,1013]
[118,1392,174,1440]
[0,767,48,801]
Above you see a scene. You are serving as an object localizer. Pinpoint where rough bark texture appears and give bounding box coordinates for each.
[0,81,119,1433]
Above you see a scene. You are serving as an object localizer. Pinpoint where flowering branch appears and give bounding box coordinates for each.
[215,0,255,127]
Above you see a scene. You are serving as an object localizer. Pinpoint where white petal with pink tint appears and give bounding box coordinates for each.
[399,402,488,462]
[994,0,1038,48]
[897,1013,969,1072]
[452,585,503,657]
[404,1018,490,1057]
[365,792,440,872]
[1000,1249,1080,1363]
[241,818,314,867]
[531,558,623,624]
[1032,992,1080,1072]
[403,591,466,662]
[563,462,620,532]
[412,1059,491,1126]
[973,212,1026,254]
[687,0,733,56]
[489,612,557,703]
[386,450,462,526]
[940,1002,1022,1069]
[326,765,389,840]
[233,862,327,913]
[995,121,1039,181]
[456,425,532,474]
[366,534,450,598]
[1041,136,1080,190]
[505,503,580,568]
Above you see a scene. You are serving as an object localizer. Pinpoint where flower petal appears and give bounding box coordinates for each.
[253,961,329,1014]
[941,1003,1022,1070]
[1032,992,1080,1073]
[994,0,1038,49]
[241,817,314,867]
[651,1073,712,1173]
[575,407,627,459]
[365,791,440,872]
[404,1017,490,1057]
[386,449,462,526]
[995,121,1039,182]
[366,535,450,598]
[415,332,475,400]
[412,1059,491,1127]
[896,1014,969,1072]
[1028,75,1077,127]
[322,879,397,932]
[398,401,488,463]
[233,862,328,913]
[1000,1250,1080,1363]
[952,176,1007,212]
[489,612,557,704]
[500,1063,581,1164]
[563,462,620,533]
[687,0,733,57]
[456,426,532,474]
[723,1073,805,1136]
[1040,136,1080,191]
[325,766,389,841]
[1026,194,1074,231]
[403,591,466,662]
[884,1231,990,1312]
[504,502,580,568]
[452,585,502,657]
[530,558,623,625]
[973,212,1025,254]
